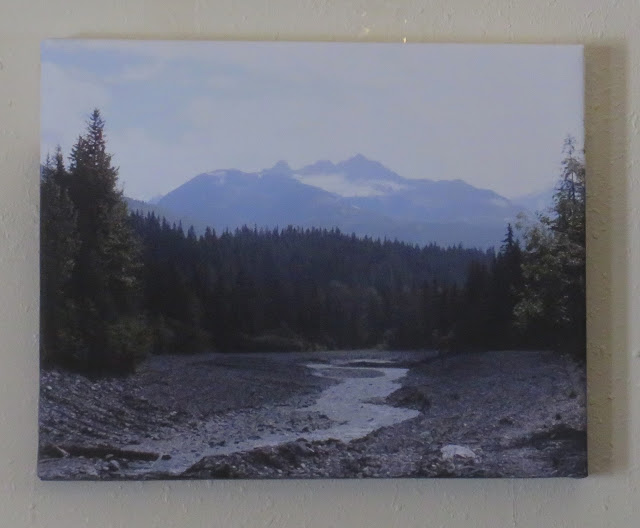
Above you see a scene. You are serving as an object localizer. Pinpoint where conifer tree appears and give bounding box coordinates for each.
[490,223,523,348]
[65,109,149,373]
[514,137,586,354]
[40,147,80,364]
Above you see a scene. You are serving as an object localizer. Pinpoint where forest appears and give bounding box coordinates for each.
[40,110,586,375]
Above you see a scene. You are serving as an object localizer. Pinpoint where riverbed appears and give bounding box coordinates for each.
[38,349,587,479]
[128,356,421,476]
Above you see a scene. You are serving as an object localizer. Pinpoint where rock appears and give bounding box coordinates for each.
[292,443,315,457]
[440,445,477,460]
[161,454,172,460]
[107,460,121,472]
[386,386,430,410]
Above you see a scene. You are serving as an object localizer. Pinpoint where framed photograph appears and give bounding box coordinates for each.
[39,40,586,480]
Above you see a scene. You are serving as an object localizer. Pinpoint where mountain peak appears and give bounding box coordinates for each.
[157,155,522,249]
[297,159,337,175]
[341,153,375,166]
[338,154,388,172]
[261,160,292,177]
[271,160,291,172]
[336,154,405,184]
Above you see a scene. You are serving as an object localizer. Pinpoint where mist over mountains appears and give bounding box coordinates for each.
[127,155,545,248]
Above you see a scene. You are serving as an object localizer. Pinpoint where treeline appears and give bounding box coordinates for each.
[40,110,585,375]
[129,215,509,354]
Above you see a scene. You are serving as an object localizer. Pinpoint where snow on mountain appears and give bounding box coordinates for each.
[293,154,410,197]
[293,172,408,197]
[153,154,524,248]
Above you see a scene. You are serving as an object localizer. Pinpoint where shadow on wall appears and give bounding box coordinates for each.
[584,42,629,475]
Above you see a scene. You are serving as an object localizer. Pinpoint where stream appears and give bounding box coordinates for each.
[140,357,419,476]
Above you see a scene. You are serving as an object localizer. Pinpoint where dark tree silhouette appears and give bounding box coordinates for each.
[41,110,150,374]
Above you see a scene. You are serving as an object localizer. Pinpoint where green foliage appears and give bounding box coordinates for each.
[129,214,495,353]
[514,137,586,354]
[103,316,153,374]
[490,224,523,348]
[40,148,81,365]
[42,112,584,364]
[40,109,148,374]
[235,333,308,353]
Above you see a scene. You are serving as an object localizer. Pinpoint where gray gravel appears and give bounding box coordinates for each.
[38,349,587,480]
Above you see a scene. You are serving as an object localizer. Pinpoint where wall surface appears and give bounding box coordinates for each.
[0,1,638,526]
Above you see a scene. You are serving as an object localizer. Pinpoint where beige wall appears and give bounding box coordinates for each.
[1,1,638,526]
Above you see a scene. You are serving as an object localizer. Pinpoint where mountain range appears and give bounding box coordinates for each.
[127,155,548,249]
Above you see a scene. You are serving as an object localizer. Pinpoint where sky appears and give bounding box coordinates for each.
[41,40,584,201]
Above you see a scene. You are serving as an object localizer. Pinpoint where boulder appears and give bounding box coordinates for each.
[440,445,477,460]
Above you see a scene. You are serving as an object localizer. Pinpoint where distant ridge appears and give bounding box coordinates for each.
[128,155,531,248]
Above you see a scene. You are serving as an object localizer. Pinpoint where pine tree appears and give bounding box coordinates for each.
[459,260,492,349]
[40,147,80,364]
[514,137,586,355]
[490,224,523,348]
[66,109,149,373]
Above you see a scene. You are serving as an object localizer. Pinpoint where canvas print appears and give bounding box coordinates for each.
[39,40,586,480]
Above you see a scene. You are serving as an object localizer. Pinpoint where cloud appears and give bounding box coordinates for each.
[106,61,166,83]
[41,41,584,199]
[40,61,111,160]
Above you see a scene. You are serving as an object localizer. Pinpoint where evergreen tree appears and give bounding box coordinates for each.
[65,109,149,373]
[40,147,80,365]
[459,260,492,349]
[45,110,588,370]
[490,224,523,348]
[514,137,586,355]
[128,213,494,354]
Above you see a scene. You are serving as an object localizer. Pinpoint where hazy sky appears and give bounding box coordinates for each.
[41,40,583,201]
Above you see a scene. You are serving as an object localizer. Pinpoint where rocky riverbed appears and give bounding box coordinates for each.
[38,349,587,480]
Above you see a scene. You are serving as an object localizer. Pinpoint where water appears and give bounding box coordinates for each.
[304,362,420,442]
[139,356,419,475]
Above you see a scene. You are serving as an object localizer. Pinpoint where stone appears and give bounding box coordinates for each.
[440,445,477,460]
